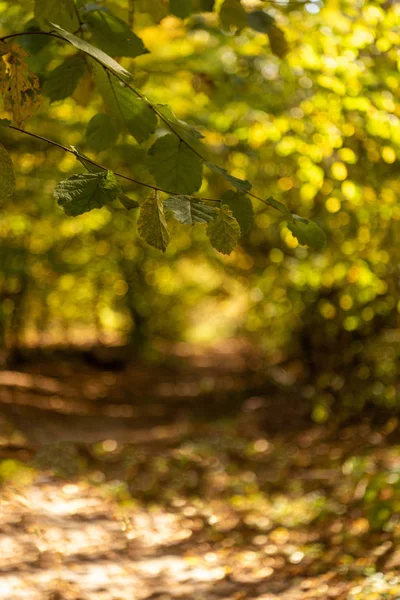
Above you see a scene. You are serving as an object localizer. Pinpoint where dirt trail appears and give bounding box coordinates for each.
[1,345,399,600]
[0,477,351,600]
[1,480,223,600]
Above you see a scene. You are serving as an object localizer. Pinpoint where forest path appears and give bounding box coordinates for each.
[0,345,400,600]
[0,473,350,600]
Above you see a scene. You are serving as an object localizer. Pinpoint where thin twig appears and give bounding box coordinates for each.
[0,31,64,43]
[7,126,221,202]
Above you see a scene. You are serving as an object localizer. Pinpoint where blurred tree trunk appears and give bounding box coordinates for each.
[119,252,150,353]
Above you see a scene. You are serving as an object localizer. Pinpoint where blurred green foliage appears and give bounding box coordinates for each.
[0,0,400,412]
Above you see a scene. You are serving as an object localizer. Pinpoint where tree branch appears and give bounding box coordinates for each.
[0,31,65,43]
[7,125,221,202]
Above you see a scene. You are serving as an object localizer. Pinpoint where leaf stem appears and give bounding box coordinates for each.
[7,125,220,202]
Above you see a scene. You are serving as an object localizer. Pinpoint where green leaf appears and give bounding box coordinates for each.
[115,86,158,144]
[247,11,288,58]
[287,216,327,251]
[19,19,53,54]
[219,0,247,31]
[169,0,193,19]
[164,195,219,224]
[43,55,86,103]
[221,190,254,235]
[0,119,11,127]
[54,170,121,216]
[0,143,15,201]
[137,191,170,252]
[83,10,148,58]
[118,193,139,210]
[207,204,241,255]
[205,162,251,193]
[148,134,203,195]
[265,196,290,215]
[86,113,119,151]
[155,104,204,143]
[50,23,132,80]
[35,0,79,31]
[91,61,157,143]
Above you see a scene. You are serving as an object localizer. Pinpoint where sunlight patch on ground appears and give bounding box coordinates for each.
[0,480,229,600]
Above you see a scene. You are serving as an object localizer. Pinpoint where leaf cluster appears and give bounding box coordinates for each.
[0,0,326,255]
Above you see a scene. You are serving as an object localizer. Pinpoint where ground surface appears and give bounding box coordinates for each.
[1,343,400,600]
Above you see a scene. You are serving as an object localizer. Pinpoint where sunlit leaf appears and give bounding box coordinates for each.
[164,195,219,224]
[0,42,41,127]
[0,143,15,201]
[54,170,121,216]
[35,0,79,32]
[221,190,254,235]
[86,113,119,151]
[43,54,86,103]
[84,10,148,58]
[288,216,327,251]
[50,23,132,79]
[207,204,240,254]
[206,162,251,193]
[148,134,203,195]
[137,191,170,252]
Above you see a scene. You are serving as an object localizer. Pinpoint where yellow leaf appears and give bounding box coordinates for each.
[0,43,42,127]
[137,191,170,252]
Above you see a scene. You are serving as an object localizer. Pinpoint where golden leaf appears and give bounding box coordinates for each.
[0,42,42,127]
